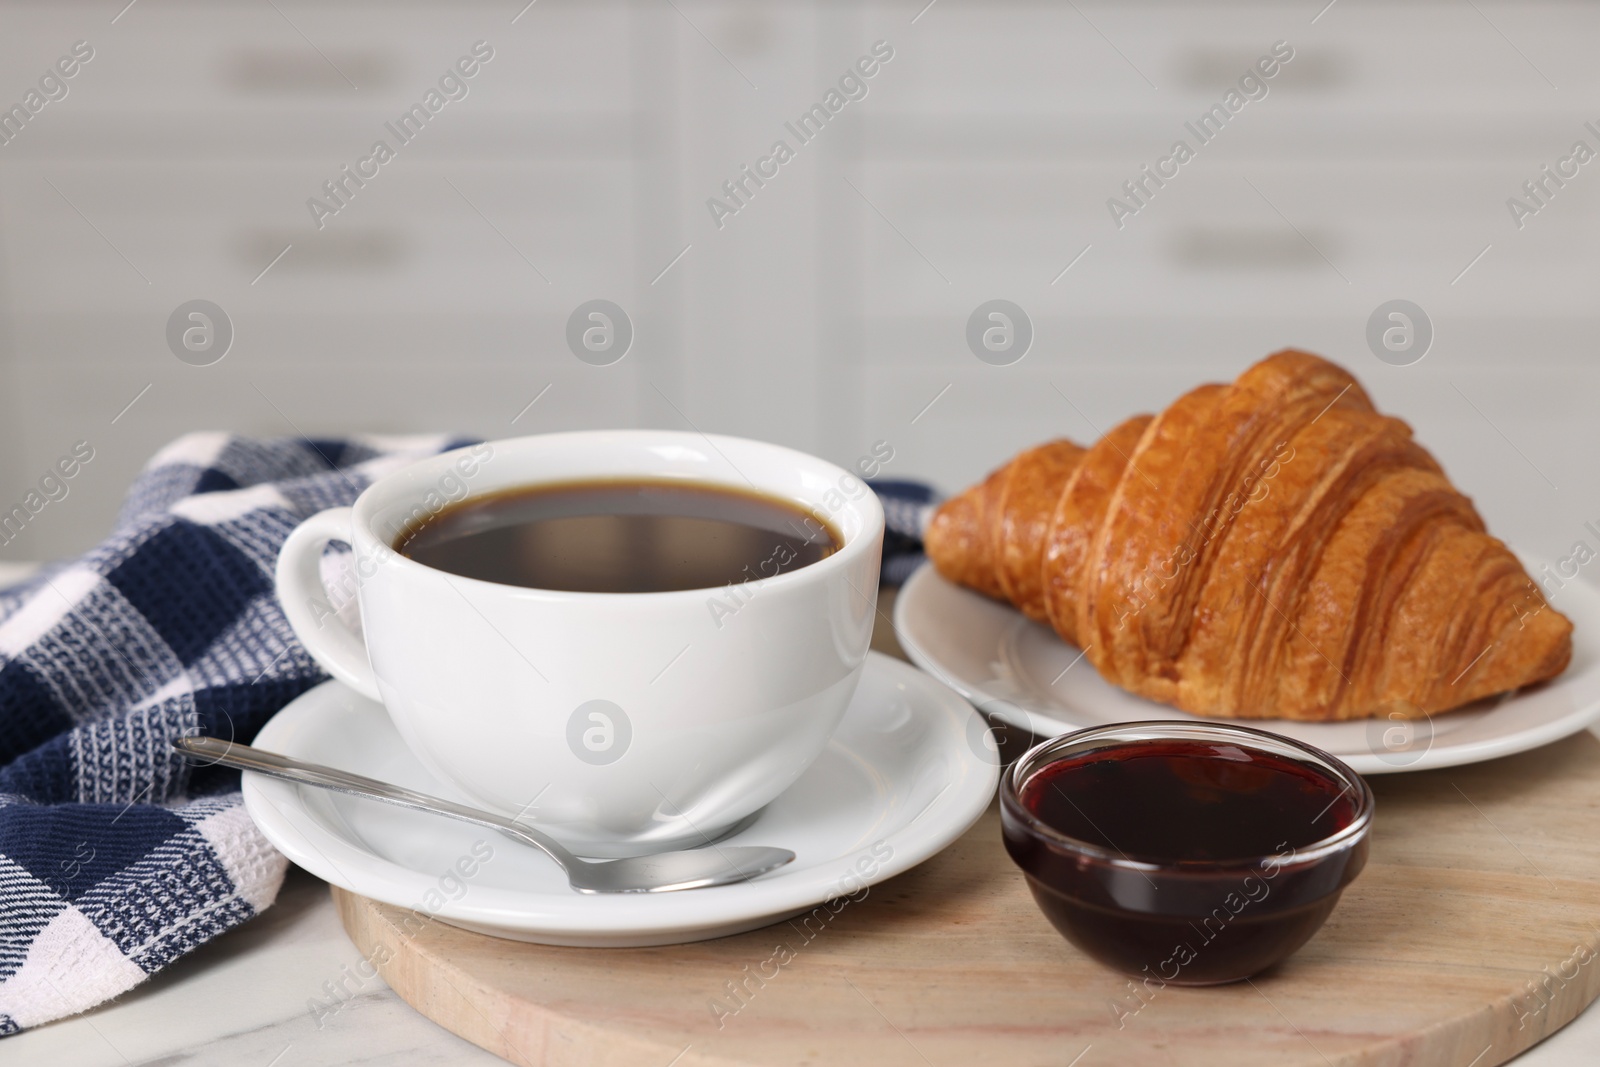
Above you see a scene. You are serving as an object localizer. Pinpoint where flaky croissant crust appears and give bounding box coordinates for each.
[926,351,1573,722]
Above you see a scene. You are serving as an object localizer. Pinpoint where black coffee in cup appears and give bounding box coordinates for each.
[396,479,841,593]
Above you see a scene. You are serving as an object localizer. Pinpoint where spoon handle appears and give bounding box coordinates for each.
[171,736,578,870]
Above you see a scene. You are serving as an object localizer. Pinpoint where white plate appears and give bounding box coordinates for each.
[893,558,1600,775]
[243,651,997,946]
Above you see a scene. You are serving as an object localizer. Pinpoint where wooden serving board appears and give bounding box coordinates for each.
[334,593,1600,1066]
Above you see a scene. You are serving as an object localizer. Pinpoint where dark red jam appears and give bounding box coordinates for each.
[1019,740,1358,860]
[1002,738,1370,986]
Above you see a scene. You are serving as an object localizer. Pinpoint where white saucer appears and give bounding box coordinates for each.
[893,557,1600,775]
[243,651,997,947]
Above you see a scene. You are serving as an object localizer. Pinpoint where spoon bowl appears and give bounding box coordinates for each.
[173,736,794,893]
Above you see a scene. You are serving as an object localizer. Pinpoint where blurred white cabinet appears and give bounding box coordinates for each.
[0,1,1595,561]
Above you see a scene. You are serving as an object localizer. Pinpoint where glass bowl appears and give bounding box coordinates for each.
[999,720,1374,986]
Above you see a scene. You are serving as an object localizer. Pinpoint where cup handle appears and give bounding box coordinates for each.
[274,506,382,702]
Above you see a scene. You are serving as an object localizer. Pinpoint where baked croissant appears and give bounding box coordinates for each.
[925,350,1573,721]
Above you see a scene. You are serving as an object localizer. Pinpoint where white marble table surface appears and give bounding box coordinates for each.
[6,762,1600,1067]
[2,554,1597,1066]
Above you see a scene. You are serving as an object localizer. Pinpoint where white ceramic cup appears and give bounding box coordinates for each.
[274,430,884,857]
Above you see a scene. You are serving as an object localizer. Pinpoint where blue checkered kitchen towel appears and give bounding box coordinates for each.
[0,434,937,1033]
